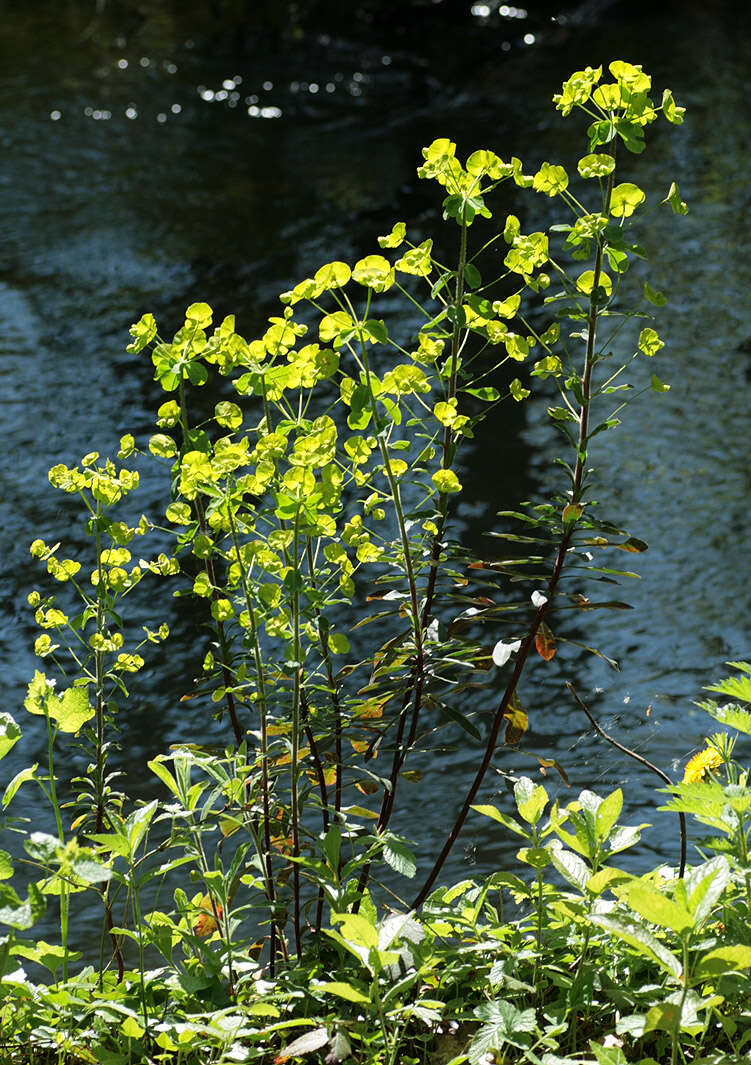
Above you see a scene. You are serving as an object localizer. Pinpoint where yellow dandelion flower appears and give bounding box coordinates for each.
[682,746,723,784]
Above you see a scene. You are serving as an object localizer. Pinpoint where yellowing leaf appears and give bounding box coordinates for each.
[504,694,528,745]
[535,621,556,662]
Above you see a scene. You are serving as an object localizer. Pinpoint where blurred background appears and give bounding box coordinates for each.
[1,0,750,943]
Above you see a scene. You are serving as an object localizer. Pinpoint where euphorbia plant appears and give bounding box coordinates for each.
[14,59,687,981]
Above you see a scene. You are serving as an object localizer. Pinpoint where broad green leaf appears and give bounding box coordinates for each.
[87,832,131,859]
[316,981,370,1004]
[121,1016,145,1040]
[587,867,631,896]
[3,764,39,808]
[589,1042,628,1065]
[25,832,60,864]
[533,162,568,196]
[516,847,550,871]
[471,805,529,838]
[352,255,394,292]
[685,855,729,925]
[465,387,500,402]
[590,914,682,978]
[644,280,667,306]
[149,433,177,458]
[595,788,623,840]
[72,856,112,884]
[0,713,21,760]
[382,835,416,879]
[48,686,93,734]
[0,881,45,929]
[662,88,685,124]
[10,939,78,974]
[214,401,242,430]
[0,851,13,880]
[625,883,692,934]
[577,269,612,297]
[695,945,751,978]
[377,221,406,249]
[331,912,378,950]
[514,778,548,825]
[548,844,589,892]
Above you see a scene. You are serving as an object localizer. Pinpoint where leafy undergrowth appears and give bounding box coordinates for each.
[4,663,751,1065]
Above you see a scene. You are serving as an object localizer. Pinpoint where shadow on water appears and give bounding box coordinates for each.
[1,0,750,952]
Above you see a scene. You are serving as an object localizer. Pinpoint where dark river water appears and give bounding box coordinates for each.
[1,0,750,950]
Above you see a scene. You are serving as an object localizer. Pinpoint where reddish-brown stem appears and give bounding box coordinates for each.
[411,161,616,909]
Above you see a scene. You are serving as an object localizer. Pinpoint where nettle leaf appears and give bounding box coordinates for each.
[470,999,536,1061]
[0,880,45,929]
[382,834,417,879]
[548,842,589,893]
[590,914,682,978]
[705,667,751,704]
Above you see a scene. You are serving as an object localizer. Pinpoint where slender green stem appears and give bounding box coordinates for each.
[226,498,279,972]
[44,708,70,982]
[290,511,302,957]
[672,939,690,1065]
[130,867,150,1033]
[305,539,343,818]
[178,380,242,747]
